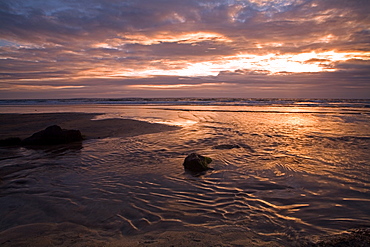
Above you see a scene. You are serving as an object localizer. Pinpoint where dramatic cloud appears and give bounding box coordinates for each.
[0,0,369,98]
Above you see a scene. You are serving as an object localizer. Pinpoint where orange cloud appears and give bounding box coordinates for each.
[128,82,231,89]
[91,32,232,49]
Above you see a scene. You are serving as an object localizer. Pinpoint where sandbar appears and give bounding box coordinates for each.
[0,113,179,140]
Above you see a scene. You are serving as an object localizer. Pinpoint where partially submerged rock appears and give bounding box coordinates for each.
[21,125,83,146]
[183,153,212,173]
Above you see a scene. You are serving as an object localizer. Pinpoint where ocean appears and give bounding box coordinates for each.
[0,98,369,246]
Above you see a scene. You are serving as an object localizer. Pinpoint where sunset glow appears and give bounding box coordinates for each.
[0,0,369,98]
[74,50,370,78]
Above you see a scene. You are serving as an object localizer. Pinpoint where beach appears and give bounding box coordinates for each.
[0,101,369,246]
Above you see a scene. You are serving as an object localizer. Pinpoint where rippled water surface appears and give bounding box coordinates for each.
[1,103,370,245]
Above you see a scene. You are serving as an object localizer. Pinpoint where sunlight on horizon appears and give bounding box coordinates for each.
[6,49,369,92]
[107,50,370,78]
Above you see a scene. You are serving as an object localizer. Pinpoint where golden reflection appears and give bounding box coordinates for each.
[284,114,310,126]
[154,119,198,127]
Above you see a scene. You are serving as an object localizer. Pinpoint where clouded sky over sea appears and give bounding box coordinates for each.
[0,0,369,99]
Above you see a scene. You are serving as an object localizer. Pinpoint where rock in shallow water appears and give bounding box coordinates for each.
[21,125,83,146]
[183,153,212,173]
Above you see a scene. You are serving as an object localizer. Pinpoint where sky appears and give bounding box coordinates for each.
[0,0,369,99]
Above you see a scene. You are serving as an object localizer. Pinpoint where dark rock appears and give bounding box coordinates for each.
[0,137,21,147]
[183,153,212,173]
[21,125,83,146]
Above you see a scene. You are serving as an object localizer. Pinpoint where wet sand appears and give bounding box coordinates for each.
[0,113,279,246]
[0,113,179,140]
[0,222,278,247]
[1,112,369,246]
[1,222,368,246]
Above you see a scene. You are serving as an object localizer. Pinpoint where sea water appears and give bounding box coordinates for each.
[0,99,369,245]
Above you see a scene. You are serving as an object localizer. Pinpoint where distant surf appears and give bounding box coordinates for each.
[1,97,369,108]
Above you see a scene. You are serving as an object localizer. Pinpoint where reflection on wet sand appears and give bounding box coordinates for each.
[0,105,369,246]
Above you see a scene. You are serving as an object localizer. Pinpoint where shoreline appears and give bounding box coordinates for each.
[0,222,368,246]
[0,113,180,141]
